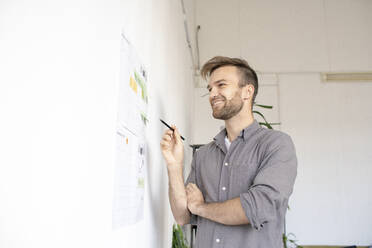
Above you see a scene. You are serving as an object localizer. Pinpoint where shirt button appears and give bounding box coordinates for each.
[224,162,228,166]
[216,238,220,243]
[222,187,226,191]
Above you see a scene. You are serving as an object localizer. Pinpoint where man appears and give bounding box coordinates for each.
[160,56,297,248]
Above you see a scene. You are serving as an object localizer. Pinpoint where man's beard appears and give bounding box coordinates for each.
[211,91,244,120]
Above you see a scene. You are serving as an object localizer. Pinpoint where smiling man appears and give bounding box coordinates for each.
[160,56,297,248]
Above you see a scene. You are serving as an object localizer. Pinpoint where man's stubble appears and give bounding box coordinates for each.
[211,90,244,120]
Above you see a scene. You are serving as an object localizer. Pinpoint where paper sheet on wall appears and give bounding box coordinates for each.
[112,32,148,229]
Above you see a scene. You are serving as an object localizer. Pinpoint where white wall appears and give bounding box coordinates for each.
[279,73,372,245]
[196,0,372,73]
[193,0,372,246]
[0,0,195,247]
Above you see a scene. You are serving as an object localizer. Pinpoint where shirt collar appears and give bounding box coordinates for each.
[213,120,261,150]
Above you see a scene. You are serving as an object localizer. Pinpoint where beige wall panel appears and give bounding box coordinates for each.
[196,0,241,65]
[325,0,372,71]
[240,0,329,72]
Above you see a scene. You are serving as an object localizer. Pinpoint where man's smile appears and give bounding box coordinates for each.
[211,98,225,107]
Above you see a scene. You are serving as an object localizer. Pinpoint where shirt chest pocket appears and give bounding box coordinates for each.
[230,163,257,197]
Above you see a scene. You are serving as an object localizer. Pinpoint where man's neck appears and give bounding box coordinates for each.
[224,112,254,142]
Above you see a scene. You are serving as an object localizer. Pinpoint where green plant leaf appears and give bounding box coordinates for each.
[253,110,269,123]
[172,224,189,248]
[258,122,273,129]
[254,103,273,109]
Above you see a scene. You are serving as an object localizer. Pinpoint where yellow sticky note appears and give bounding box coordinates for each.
[129,76,138,93]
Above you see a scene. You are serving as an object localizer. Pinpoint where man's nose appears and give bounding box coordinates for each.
[209,87,218,98]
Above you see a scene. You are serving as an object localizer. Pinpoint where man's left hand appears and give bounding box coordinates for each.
[186,183,205,215]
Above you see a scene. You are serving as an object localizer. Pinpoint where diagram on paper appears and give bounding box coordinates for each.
[112,32,148,229]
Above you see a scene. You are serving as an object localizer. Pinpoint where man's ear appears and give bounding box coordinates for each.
[242,84,254,101]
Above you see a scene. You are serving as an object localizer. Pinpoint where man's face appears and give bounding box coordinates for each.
[207,66,244,120]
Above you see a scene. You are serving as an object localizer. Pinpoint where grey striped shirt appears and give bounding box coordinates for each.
[186,120,297,248]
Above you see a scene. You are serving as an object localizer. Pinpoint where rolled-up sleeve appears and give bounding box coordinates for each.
[185,150,198,225]
[240,133,297,230]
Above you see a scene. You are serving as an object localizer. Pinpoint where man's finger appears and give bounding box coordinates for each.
[163,130,171,136]
[189,183,197,189]
[162,131,173,141]
[161,137,171,145]
[166,130,173,135]
[160,141,169,149]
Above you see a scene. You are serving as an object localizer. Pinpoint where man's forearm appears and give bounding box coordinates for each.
[167,165,190,225]
[196,197,249,225]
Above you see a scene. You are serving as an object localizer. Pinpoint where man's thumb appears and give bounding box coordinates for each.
[174,127,182,143]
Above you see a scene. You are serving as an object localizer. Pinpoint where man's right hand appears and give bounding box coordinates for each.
[160,125,184,169]
[160,126,189,225]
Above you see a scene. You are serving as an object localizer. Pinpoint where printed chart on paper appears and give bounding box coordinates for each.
[112,32,148,228]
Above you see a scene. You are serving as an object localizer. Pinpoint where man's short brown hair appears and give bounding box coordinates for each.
[201,56,258,105]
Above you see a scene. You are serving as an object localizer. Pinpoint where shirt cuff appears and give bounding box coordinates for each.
[240,193,265,231]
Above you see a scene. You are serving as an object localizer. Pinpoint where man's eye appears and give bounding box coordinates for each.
[218,83,225,87]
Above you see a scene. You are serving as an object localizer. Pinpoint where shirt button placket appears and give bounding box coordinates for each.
[220,160,229,202]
